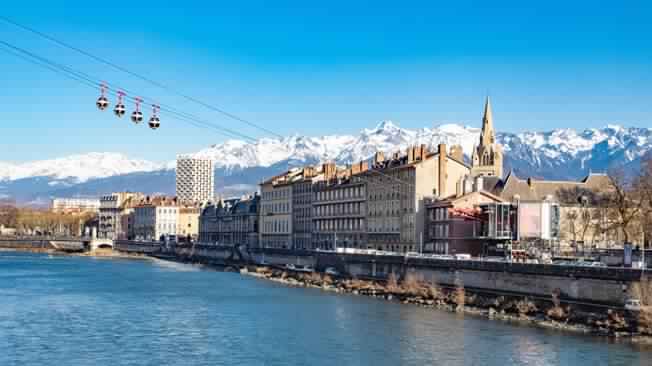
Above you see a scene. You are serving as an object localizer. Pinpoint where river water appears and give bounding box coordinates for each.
[1,252,651,366]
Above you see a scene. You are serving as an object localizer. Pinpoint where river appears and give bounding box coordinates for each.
[1,251,651,365]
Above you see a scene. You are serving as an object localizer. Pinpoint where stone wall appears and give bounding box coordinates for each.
[345,260,650,306]
[113,242,648,307]
[0,239,51,250]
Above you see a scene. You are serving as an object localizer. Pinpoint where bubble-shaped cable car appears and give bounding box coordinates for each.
[114,91,126,118]
[149,105,160,130]
[131,97,143,124]
[96,83,109,110]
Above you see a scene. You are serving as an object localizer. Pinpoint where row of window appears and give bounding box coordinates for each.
[261,202,290,215]
[430,207,450,221]
[315,186,365,201]
[262,188,290,200]
[430,223,450,238]
[314,218,365,232]
[314,202,363,217]
[201,222,257,232]
[262,219,290,233]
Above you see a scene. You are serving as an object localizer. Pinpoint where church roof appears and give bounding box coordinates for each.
[497,172,611,201]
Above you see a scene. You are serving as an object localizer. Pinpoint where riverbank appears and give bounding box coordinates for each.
[75,248,153,260]
[0,246,55,253]
[0,245,153,261]
[241,266,652,341]
[6,242,651,341]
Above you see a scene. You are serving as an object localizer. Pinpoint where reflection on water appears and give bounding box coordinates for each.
[150,258,203,272]
[0,251,651,366]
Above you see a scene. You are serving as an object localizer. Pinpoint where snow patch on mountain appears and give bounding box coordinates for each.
[190,134,357,170]
[0,152,165,183]
[0,123,650,189]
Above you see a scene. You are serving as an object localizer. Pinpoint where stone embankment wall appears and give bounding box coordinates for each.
[114,242,650,307]
[114,241,162,254]
[0,238,52,250]
[342,256,646,307]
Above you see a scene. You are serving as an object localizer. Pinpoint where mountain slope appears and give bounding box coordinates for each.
[0,153,165,184]
[1,122,650,204]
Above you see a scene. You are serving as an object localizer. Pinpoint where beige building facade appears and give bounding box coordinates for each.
[312,162,367,250]
[363,144,470,253]
[51,198,101,215]
[259,170,297,249]
[177,206,200,240]
[291,167,321,250]
[133,196,179,241]
[99,192,143,240]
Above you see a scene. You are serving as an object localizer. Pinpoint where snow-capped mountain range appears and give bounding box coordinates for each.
[0,153,165,183]
[1,122,651,204]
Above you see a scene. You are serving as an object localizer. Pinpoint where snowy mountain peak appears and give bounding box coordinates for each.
[1,124,651,192]
[0,152,165,183]
[374,120,399,130]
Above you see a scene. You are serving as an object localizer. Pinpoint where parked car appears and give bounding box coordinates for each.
[325,267,340,276]
[483,257,505,262]
[625,298,642,312]
[454,254,472,260]
[590,261,607,268]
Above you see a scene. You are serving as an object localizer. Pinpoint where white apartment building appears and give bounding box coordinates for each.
[133,197,179,241]
[176,156,214,204]
[51,198,100,214]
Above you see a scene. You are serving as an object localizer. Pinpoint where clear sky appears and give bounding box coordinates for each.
[1,0,651,162]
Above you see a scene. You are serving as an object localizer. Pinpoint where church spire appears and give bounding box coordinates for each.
[480,96,495,146]
[471,96,503,178]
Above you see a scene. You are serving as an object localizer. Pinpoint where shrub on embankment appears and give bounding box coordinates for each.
[250,266,651,337]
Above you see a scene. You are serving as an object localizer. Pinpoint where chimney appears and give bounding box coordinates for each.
[450,145,464,162]
[374,151,385,165]
[419,144,427,160]
[303,166,316,178]
[358,161,368,173]
[322,162,336,180]
[407,146,415,163]
[438,143,447,197]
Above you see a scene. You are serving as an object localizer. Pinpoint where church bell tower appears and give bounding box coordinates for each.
[471,97,503,178]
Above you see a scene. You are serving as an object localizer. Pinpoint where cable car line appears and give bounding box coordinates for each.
[0,39,259,141]
[0,15,284,139]
[1,38,421,192]
[2,39,420,191]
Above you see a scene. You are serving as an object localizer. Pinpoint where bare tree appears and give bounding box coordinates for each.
[578,204,593,246]
[606,167,643,245]
[638,156,652,248]
[0,204,18,229]
[565,210,579,245]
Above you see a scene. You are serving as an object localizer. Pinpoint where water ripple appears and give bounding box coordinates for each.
[1,252,651,366]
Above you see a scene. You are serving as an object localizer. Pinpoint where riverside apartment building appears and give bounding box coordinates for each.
[362,144,470,253]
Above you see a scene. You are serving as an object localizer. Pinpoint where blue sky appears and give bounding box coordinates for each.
[1,0,651,162]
